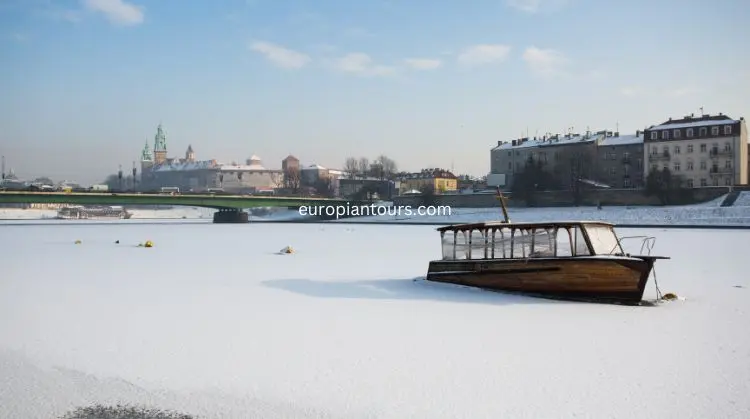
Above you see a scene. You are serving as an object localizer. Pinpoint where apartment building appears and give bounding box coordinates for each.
[643,113,748,187]
[489,130,644,190]
[596,132,645,188]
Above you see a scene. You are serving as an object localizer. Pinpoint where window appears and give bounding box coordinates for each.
[687,179,694,188]
[609,167,616,175]
[623,151,630,159]
[687,160,694,171]
[555,228,573,257]
[637,159,643,169]
[725,160,732,169]
[662,131,669,140]
[711,126,719,136]
[584,225,623,255]
[724,125,732,135]
[673,162,681,172]
[687,144,693,153]
[724,142,731,152]
[700,161,707,170]
[674,145,681,154]
[662,145,669,154]
[700,178,707,187]
[573,227,590,256]
[700,143,707,152]
[507,151,511,156]
[508,162,512,170]
[650,146,657,155]
[687,128,694,137]
[673,129,681,138]
[650,132,658,140]
[713,178,719,186]
[624,178,631,188]
[624,165,630,175]
[725,178,732,186]
[699,127,707,136]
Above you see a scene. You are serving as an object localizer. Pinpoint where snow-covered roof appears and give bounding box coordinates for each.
[599,134,643,147]
[492,132,606,151]
[303,164,327,170]
[152,160,218,172]
[248,154,261,161]
[647,118,738,131]
[218,164,278,172]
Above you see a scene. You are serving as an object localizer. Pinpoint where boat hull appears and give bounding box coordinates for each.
[425,256,656,305]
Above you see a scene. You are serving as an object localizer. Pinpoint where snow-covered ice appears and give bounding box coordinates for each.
[1,222,748,419]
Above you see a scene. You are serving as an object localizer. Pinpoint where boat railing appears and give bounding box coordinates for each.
[615,235,657,256]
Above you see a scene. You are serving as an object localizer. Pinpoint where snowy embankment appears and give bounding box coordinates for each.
[1,191,750,226]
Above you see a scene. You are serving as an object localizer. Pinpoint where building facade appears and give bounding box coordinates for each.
[139,124,282,193]
[489,130,643,190]
[596,132,645,189]
[400,169,458,194]
[643,114,748,188]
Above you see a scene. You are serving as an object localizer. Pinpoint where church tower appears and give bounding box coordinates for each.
[185,145,195,162]
[153,124,167,164]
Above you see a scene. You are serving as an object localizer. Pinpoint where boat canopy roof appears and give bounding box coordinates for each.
[436,220,616,233]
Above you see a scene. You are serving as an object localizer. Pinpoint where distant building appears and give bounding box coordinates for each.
[596,132,645,189]
[339,178,399,200]
[489,131,607,190]
[643,113,748,187]
[400,169,458,194]
[139,124,282,193]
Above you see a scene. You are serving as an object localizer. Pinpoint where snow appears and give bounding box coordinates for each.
[2,196,750,226]
[598,134,643,146]
[732,191,750,207]
[1,223,748,418]
[647,118,738,130]
[493,132,605,150]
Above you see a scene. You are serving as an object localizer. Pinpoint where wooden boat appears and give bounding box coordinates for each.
[425,191,669,305]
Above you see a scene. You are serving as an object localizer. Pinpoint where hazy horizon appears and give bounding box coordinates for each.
[1,0,749,185]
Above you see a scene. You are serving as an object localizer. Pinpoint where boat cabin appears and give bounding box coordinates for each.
[436,221,625,260]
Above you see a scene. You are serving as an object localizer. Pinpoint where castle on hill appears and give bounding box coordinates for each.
[139,124,282,193]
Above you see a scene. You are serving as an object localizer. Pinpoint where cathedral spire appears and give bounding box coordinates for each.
[154,123,167,153]
[141,140,153,162]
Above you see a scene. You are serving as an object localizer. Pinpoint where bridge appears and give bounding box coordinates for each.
[0,191,369,223]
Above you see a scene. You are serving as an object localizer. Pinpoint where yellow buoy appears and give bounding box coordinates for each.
[74,240,82,244]
[144,240,154,248]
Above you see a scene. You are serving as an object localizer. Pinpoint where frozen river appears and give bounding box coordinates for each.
[1,221,749,418]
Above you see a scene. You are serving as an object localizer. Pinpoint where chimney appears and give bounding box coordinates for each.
[636,130,641,137]
[668,117,672,121]
[497,140,502,146]
[512,140,517,146]
[691,113,694,117]
[719,112,723,116]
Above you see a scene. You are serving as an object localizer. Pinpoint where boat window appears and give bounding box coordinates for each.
[441,232,455,260]
[584,225,623,255]
[572,227,591,256]
[468,229,488,259]
[490,228,511,258]
[454,230,469,259]
[555,228,573,256]
[528,228,555,257]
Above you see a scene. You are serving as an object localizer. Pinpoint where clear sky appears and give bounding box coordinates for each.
[1,0,748,185]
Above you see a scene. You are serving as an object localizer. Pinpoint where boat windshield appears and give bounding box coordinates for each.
[584,225,623,255]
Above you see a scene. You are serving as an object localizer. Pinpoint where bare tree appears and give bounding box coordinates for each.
[269,171,284,189]
[552,145,597,205]
[283,166,301,194]
[357,157,369,179]
[377,155,397,179]
[343,157,359,179]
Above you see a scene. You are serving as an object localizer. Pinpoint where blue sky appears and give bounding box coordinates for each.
[1,0,748,184]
